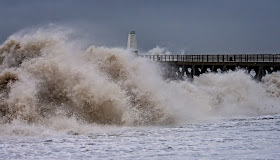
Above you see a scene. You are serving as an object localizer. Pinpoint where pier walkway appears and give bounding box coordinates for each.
[140,54,280,80]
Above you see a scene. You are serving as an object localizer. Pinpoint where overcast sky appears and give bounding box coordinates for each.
[0,0,280,54]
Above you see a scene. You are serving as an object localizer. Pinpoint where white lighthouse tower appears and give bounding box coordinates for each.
[127,31,138,54]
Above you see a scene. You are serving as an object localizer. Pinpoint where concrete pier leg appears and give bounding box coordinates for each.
[201,65,208,74]
[200,65,204,74]
[257,67,264,81]
[211,65,215,72]
[178,66,184,79]
[223,65,227,72]
[192,65,195,78]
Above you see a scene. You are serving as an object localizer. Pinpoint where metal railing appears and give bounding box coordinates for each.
[141,54,280,63]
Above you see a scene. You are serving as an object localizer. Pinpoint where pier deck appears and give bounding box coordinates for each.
[140,54,280,80]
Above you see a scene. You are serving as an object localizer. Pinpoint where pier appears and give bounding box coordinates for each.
[140,54,280,80]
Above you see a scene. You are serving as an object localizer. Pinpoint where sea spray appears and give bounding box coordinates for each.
[0,27,280,136]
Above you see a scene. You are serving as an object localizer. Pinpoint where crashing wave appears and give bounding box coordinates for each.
[0,27,279,135]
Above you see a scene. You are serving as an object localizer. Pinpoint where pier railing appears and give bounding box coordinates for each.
[141,54,280,63]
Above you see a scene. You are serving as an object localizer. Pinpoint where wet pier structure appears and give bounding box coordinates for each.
[141,54,280,80]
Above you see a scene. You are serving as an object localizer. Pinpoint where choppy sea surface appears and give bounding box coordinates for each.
[1,114,279,160]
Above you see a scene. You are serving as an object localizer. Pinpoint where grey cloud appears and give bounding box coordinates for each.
[0,0,280,54]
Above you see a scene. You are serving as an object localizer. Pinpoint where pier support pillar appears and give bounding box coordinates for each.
[256,67,265,81]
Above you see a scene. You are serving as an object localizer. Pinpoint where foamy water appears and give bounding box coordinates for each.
[0,27,280,159]
[1,115,279,159]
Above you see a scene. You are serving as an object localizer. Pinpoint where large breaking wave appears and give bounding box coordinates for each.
[0,27,280,136]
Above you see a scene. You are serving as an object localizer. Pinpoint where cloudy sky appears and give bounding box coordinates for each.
[0,0,280,54]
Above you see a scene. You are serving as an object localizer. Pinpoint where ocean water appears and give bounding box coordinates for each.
[0,27,280,159]
[1,115,279,159]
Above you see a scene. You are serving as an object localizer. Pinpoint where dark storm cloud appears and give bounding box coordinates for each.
[0,0,280,53]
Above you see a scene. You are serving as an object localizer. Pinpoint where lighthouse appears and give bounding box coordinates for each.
[127,31,138,54]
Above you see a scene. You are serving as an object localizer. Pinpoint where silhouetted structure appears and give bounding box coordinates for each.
[141,54,280,80]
